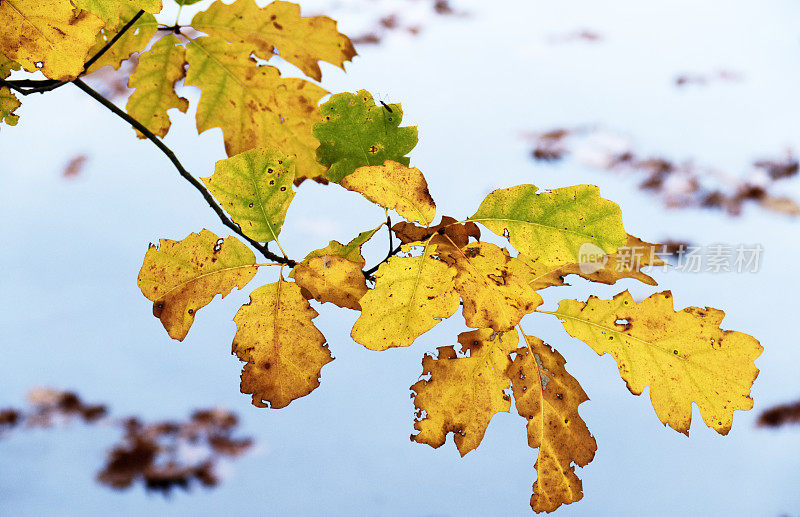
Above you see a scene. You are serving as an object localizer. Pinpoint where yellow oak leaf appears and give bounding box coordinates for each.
[73,0,161,28]
[411,329,518,456]
[508,334,597,513]
[185,36,327,179]
[441,241,543,331]
[0,87,21,127]
[137,229,259,341]
[340,160,436,226]
[190,0,356,81]
[85,8,159,73]
[126,35,188,138]
[351,242,460,350]
[232,279,333,409]
[551,290,763,435]
[0,0,104,81]
[292,255,368,310]
[202,147,295,244]
[470,184,627,270]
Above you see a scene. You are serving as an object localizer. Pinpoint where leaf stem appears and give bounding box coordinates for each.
[71,77,296,268]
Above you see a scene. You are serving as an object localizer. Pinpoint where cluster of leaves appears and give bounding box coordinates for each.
[0,0,763,512]
[526,126,800,217]
[0,389,253,493]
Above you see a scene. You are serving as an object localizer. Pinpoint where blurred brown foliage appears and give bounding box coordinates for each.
[758,400,800,428]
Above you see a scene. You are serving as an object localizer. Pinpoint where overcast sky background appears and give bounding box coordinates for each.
[2,0,800,515]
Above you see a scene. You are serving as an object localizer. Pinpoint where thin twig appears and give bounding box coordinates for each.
[386,214,393,255]
[82,10,146,73]
[71,78,296,267]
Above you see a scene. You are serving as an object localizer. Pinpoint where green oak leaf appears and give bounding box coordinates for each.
[313,90,418,183]
[469,184,627,269]
[203,148,296,244]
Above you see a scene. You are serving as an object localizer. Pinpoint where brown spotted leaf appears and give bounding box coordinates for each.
[508,334,596,513]
[411,329,518,456]
[137,229,259,341]
[393,216,480,247]
[291,255,368,310]
[551,290,763,435]
[232,278,333,408]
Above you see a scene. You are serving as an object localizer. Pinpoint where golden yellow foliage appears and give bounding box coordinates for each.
[85,8,158,73]
[185,37,327,179]
[411,329,518,456]
[73,0,161,28]
[202,148,296,244]
[442,241,543,331]
[550,290,762,435]
[137,230,259,341]
[561,234,665,286]
[299,223,384,268]
[191,0,355,82]
[232,279,333,409]
[292,255,368,310]
[126,35,188,138]
[340,160,436,225]
[351,242,460,350]
[508,334,596,513]
[0,0,104,80]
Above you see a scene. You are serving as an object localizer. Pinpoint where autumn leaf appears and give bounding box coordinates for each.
[292,255,368,310]
[85,8,159,73]
[560,234,665,286]
[185,36,327,179]
[443,242,543,331]
[0,0,104,81]
[0,55,21,127]
[137,229,259,341]
[298,223,384,268]
[340,160,436,225]
[202,148,295,244]
[314,90,418,183]
[508,334,596,513]
[549,290,762,435]
[126,35,188,138]
[351,242,460,350]
[73,0,162,28]
[470,184,627,269]
[232,278,333,408]
[393,216,481,247]
[190,0,355,82]
[411,329,518,456]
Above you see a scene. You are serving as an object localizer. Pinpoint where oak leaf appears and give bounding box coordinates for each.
[85,8,159,73]
[232,279,333,408]
[443,242,543,331]
[190,0,355,82]
[0,88,20,127]
[508,334,596,513]
[314,90,418,183]
[470,184,627,269]
[137,229,259,341]
[350,242,459,350]
[126,34,188,138]
[202,148,295,243]
[411,329,518,455]
[0,0,104,81]
[73,0,161,28]
[299,223,384,268]
[291,255,368,310]
[185,37,327,179]
[560,234,665,286]
[392,216,481,247]
[552,290,762,435]
[340,160,436,225]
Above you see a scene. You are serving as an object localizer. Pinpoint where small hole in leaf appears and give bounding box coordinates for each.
[280,186,287,191]
[188,309,194,314]
[248,203,254,208]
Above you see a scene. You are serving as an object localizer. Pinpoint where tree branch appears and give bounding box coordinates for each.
[71,78,296,267]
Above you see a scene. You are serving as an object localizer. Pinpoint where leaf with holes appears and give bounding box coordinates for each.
[203,148,295,244]
[85,7,159,73]
[470,184,627,269]
[341,160,436,225]
[137,229,259,341]
[232,278,333,408]
[351,242,459,350]
[0,0,104,81]
[314,90,418,183]
[551,290,762,435]
[191,0,355,82]
[411,329,518,456]
[508,334,596,513]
